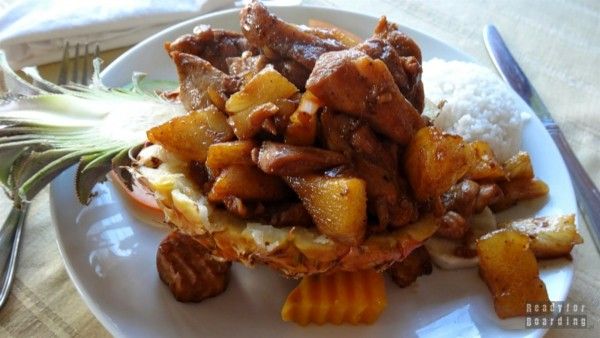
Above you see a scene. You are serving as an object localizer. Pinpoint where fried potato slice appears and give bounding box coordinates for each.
[286,175,367,246]
[404,126,473,201]
[477,229,549,318]
[281,269,386,325]
[498,214,583,259]
[147,107,234,162]
[225,65,299,115]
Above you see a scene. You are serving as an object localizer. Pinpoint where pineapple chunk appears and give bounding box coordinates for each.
[147,107,233,162]
[284,91,320,146]
[404,127,473,201]
[477,229,549,318]
[466,140,505,181]
[492,178,549,211]
[503,151,534,180]
[498,214,583,259]
[281,269,387,325]
[206,140,256,172]
[286,175,367,246]
[208,165,290,202]
[225,65,298,115]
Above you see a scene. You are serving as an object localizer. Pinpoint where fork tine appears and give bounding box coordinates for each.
[81,44,89,85]
[71,43,80,83]
[57,42,70,85]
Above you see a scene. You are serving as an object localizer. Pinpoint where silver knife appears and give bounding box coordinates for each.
[483,24,600,252]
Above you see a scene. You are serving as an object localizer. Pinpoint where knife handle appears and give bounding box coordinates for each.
[546,124,600,251]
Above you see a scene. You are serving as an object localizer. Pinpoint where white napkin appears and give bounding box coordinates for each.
[0,0,234,68]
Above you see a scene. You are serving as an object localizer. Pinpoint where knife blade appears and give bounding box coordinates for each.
[483,24,600,253]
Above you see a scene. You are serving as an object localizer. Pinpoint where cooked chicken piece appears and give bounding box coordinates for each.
[222,196,266,219]
[240,0,346,69]
[320,111,417,229]
[474,183,503,213]
[271,59,312,89]
[373,16,422,63]
[256,141,347,176]
[306,50,425,144]
[354,157,416,229]
[266,202,314,228]
[350,124,397,173]
[356,38,423,112]
[441,180,480,217]
[388,246,432,288]
[437,211,469,239]
[226,53,269,81]
[157,231,231,302]
[171,52,241,111]
[166,25,257,73]
[320,109,360,156]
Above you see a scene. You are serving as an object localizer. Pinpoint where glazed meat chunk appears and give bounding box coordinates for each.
[166,25,257,73]
[157,231,231,302]
[240,0,346,69]
[306,49,425,144]
[171,52,241,111]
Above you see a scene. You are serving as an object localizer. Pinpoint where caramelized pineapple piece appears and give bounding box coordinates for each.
[284,91,320,146]
[477,229,549,318]
[147,107,233,162]
[499,214,583,259]
[225,65,298,114]
[286,175,367,245]
[404,126,473,201]
[208,165,289,202]
[281,269,387,325]
[492,178,549,211]
[206,140,256,172]
[466,140,505,181]
[503,151,534,180]
[228,102,279,139]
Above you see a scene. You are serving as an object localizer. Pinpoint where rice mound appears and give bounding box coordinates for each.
[423,58,528,162]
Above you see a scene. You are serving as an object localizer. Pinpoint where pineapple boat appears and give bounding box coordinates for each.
[133,0,549,278]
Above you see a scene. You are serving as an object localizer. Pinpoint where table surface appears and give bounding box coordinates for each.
[1,0,599,337]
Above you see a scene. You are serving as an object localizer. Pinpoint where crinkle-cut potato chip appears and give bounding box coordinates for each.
[281,269,386,325]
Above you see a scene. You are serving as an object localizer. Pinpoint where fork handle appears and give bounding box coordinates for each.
[0,203,28,309]
[547,124,600,252]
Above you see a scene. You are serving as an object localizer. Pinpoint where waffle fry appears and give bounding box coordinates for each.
[281,269,387,325]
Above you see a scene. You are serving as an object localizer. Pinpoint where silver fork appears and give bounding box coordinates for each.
[57,42,100,85]
[0,42,100,309]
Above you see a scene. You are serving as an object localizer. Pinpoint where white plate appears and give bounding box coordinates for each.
[50,5,577,338]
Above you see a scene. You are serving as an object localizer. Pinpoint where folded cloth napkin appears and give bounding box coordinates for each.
[0,0,234,68]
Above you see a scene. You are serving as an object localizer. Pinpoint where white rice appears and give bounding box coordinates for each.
[422,58,528,162]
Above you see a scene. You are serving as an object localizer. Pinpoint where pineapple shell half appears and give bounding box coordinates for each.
[134,144,439,278]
